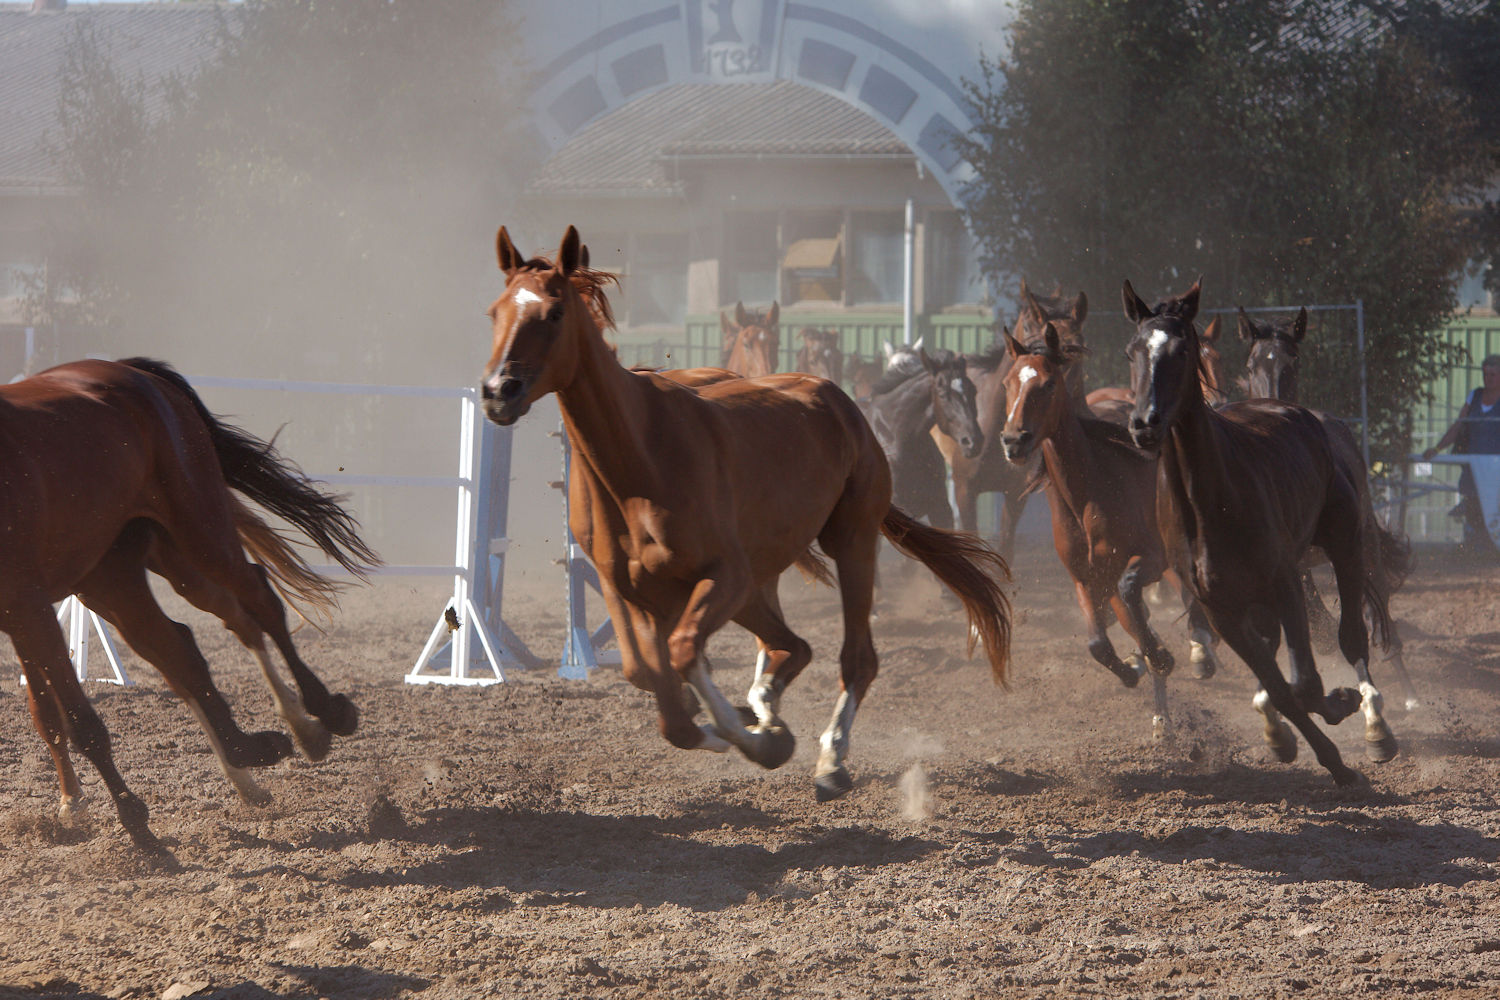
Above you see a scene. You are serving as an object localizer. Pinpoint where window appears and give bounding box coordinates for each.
[724,212,778,306]
[782,210,842,305]
[630,233,688,327]
[849,211,904,305]
[926,212,985,310]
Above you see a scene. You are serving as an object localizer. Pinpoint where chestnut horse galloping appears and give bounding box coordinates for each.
[1000,323,1222,740]
[481,225,1011,800]
[1124,279,1398,785]
[1,359,378,854]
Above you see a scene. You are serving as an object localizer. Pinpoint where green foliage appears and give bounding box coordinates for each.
[958,0,1495,460]
[31,0,529,383]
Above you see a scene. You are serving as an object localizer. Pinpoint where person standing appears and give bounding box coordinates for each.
[1424,354,1500,558]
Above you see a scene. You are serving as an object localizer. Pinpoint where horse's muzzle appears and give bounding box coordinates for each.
[1000,431,1030,464]
[481,373,531,426]
[1128,413,1163,451]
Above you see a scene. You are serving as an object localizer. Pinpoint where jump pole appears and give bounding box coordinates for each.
[553,426,621,679]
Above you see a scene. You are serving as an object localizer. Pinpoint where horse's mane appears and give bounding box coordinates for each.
[966,342,1009,372]
[869,363,922,398]
[568,267,621,330]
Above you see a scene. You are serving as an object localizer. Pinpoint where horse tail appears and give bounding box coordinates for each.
[794,548,837,588]
[880,505,1012,685]
[121,357,381,580]
[1363,519,1411,649]
[232,498,342,618]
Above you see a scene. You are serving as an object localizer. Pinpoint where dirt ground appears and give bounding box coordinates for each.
[1,531,1498,1000]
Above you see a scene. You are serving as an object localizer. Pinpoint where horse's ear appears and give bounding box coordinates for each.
[912,335,925,353]
[766,301,780,327]
[557,225,582,275]
[1043,321,1062,360]
[1179,277,1202,321]
[1072,291,1088,324]
[720,309,735,337]
[882,341,895,359]
[496,226,523,274]
[580,243,590,269]
[1020,281,1043,319]
[1121,280,1152,324]
[1202,316,1221,344]
[735,301,749,327]
[1292,307,1308,342]
[1005,332,1026,359]
[918,346,936,373]
[1236,307,1256,342]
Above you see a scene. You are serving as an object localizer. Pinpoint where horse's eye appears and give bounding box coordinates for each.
[546,303,564,323]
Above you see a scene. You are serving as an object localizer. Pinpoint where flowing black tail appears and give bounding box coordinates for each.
[880,505,1012,685]
[122,358,381,579]
[1363,517,1411,650]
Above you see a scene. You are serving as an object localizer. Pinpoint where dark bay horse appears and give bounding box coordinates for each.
[933,281,1088,558]
[721,301,781,377]
[1,359,377,853]
[482,225,1011,800]
[796,328,844,387]
[863,349,983,530]
[1239,306,1419,711]
[1000,323,1223,738]
[1087,315,1229,424]
[1124,279,1399,785]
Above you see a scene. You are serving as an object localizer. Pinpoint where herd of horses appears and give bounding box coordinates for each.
[0,223,1417,857]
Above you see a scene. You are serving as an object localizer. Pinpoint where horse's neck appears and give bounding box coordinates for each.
[1038,395,1095,523]
[1160,394,1234,544]
[555,328,658,500]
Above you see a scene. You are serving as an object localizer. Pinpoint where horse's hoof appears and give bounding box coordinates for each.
[237,781,274,808]
[1365,729,1399,764]
[1189,641,1217,680]
[1323,687,1362,725]
[747,724,796,770]
[1267,727,1298,764]
[1115,655,1144,689]
[58,794,89,823]
[1403,697,1421,713]
[814,767,854,802]
[1331,765,1368,788]
[291,721,332,763]
[257,731,296,766]
[1152,715,1171,743]
[321,693,359,736]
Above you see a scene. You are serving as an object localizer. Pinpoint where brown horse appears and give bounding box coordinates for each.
[1086,315,1228,424]
[1124,278,1399,785]
[1239,306,1419,711]
[482,225,1012,800]
[933,281,1088,558]
[999,323,1223,738]
[721,301,781,377]
[1,358,377,854]
[795,328,844,387]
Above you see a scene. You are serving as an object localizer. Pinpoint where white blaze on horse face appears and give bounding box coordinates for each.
[1147,327,1171,359]
[512,287,542,311]
[1008,365,1038,421]
[951,378,964,395]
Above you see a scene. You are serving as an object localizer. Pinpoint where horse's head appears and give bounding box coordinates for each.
[1198,316,1228,406]
[1122,277,1203,451]
[721,301,781,376]
[1015,279,1088,403]
[797,328,844,384]
[482,224,612,426]
[999,321,1083,463]
[1238,306,1305,402]
[922,348,982,459]
[881,336,925,377]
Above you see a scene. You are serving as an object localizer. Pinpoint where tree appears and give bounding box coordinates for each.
[957,0,1494,460]
[31,0,531,386]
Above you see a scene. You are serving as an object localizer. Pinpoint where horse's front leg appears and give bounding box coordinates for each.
[1275,572,1361,727]
[1114,559,1174,741]
[1164,570,1221,679]
[1075,581,1142,688]
[669,562,793,768]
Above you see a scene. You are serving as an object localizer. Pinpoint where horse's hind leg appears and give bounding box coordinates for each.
[146,534,333,761]
[1164,570,1220,679]
[731,583,811,770]
[4,599,165,852]
[22,664,86,820]
[1379,622,1420,712]
[1212,611,1362,786]
[77,527,295,804]
[814,505,885,802]
[1301,570,1340,653]
[1323,517,1398,762]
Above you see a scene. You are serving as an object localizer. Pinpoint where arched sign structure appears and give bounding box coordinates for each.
[522,0,1009,207]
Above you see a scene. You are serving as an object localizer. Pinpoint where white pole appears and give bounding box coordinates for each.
[903,198,915,345]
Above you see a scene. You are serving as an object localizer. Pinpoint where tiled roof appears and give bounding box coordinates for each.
[0,2,221,189]
[529,80,910,197]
